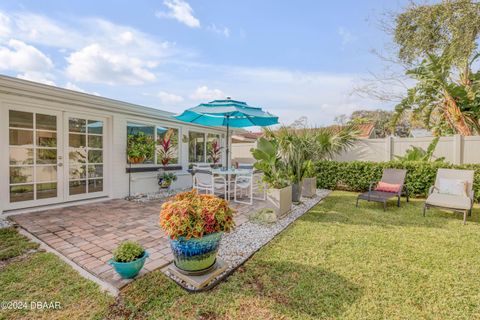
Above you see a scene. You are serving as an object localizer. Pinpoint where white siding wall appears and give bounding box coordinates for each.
[0,76,227,211]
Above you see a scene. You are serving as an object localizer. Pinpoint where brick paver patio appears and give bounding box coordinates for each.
[10,197,266,288]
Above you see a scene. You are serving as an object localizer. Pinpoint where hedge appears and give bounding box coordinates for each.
[315,160,480,201]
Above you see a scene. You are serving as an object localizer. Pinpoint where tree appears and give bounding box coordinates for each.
[393,53,480,135]
[392,0,480,135]
[395,0,480,72]
[336,109,417,137]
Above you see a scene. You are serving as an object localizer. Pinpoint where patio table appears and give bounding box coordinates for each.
[211,168,252,200]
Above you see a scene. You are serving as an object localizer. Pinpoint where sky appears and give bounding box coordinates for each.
[0,0,412,127]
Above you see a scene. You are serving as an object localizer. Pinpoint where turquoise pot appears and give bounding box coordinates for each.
[170,232,222,275]
[108,251,149,279]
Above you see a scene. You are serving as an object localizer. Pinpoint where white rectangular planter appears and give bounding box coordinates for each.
[267,185,292,217]
[302,177,317,198]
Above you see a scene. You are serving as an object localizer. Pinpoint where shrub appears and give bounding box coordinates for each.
[113,241,145,263]
[159,189,235,239]
[315,160,480,201]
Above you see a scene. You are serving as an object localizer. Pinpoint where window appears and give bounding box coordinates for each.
[207,133,221,164]
[127,123,155,164]
[189,131,223,164]
[127,122,179,165]
[156,127,179,165]
[188,131,205,163]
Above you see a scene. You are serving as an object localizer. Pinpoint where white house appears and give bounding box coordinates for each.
[0,75,227,214]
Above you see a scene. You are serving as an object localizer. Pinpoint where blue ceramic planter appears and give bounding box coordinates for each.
[108,251,149,279]
[170,232,222,274]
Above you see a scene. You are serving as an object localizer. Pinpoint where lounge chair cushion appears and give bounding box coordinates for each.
[437,178,468,197]
[375,182,401,193]
[426,192,471,210]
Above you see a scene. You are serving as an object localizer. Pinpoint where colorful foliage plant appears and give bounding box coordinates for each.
[209,139,221,164]
[158,129,176,166]
[159,189,235,239]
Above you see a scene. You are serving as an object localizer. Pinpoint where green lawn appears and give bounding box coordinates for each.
[3,192,480,319]
[0,229,113,320]
[0,227,38,260]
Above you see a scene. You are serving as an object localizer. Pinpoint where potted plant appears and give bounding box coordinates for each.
[159,189,235,275]
[127,132,155,164]
[302,160,317,198]
[108,241,149,279]
[158,171,177,189]
[251,137,292,216]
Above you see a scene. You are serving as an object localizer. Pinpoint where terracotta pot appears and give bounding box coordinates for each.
[128,156,146,164]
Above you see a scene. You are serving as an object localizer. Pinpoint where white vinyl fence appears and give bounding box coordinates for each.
[232,135,480,165]
[333,134,480,165]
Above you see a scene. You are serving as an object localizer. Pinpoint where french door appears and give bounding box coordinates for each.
[7,107,64,209]
[65,114,107,201]
[5,106,108,210]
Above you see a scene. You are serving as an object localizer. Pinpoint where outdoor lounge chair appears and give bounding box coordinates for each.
[356,169,409,211]
[423,168,475,224]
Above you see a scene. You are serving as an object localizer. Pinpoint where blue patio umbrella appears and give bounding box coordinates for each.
[175,97,278,168]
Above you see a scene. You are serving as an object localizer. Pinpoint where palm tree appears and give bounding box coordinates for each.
[264,124,357,183]
[392,54,480,136]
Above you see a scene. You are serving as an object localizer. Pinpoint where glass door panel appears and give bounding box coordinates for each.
[67,117,104,197]
[8,109,61,204]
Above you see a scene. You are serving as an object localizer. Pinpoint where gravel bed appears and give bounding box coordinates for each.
[165,189,330,291]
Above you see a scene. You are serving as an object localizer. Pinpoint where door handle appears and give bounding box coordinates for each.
[58,163,63,167]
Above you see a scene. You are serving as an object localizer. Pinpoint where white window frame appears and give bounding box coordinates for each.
[126,120,182,167]
[188,130,223,164]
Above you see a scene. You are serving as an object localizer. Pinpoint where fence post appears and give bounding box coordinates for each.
[453,134,463,165]
[385,136,393,161]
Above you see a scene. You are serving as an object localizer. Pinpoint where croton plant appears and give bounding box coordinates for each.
[159,189,235,239]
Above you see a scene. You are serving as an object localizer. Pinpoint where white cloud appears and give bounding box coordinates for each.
[0,11,175,86]
[18,72,56,86]
[64,81,101,96]
[0,12,11,37]
[213,66,387,126]
[66,43,156,85]
[207,24,230,37]
[0,39,53,72]
[190,86,225,101]
[338,27,355,46]
[157,91,184,104]
[156,0,200,28]
[64,81,86,92]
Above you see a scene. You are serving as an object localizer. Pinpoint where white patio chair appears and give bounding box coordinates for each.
[234,172,253,205]
[192,163,212,171]
[193,169,227,199]
[423,168,475,224]
[234,170,266,204]
[237,163,254,170]
[252,170,267,201]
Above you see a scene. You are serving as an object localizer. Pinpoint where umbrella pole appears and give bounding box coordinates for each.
[226,116,230,169]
